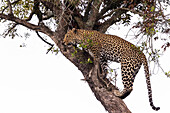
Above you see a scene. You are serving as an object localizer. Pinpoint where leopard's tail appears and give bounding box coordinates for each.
[142,54,160,111]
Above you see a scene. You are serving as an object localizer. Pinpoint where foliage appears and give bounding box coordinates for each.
[0,0,169,49]
[165,71,170,77]
[0,0,169,75]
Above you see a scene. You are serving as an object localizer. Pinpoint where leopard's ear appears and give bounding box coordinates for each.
[72,28,77,34]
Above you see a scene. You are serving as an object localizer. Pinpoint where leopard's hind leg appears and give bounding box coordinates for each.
[114,59,142,99]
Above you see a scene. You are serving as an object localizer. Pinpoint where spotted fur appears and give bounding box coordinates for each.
[64,28,160,111]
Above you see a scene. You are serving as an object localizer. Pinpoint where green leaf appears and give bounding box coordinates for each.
[165,71,170,77]
[80,61,83,64]
[151,6,155,12]
[110,69,113,72]
[71,53,75,57]
[87,58,93,63]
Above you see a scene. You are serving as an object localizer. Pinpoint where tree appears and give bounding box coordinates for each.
[0,0,169,113]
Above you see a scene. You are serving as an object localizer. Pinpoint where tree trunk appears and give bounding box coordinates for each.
[37,1,132,112]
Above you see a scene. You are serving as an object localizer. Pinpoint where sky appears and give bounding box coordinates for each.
[0,7,170,113]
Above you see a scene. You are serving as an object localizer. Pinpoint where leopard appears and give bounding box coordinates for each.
[63,28,160,111]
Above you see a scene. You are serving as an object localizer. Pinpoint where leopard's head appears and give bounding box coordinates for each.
[63,28,81,46]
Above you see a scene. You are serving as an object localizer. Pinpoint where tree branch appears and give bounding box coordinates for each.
[115,7,145,16]
[39,0,61,18]
[96,0,123,20]
[36,31,54,54]
[6,0,13,15]
[2,0,20,14]
[0,13,54,38]
[97,9,127,33]
[85,0,102,29]
[83,0,93,22]
[3,23,17,38]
